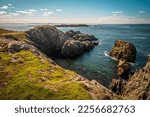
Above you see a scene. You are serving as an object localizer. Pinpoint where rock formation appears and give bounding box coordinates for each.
[61,30,98,58]
[26,26,98,58]
[109,40,136,62]
[117,59,130,78]
[26,25,67,57]
[109,40,136,78]
[0,28,119,100]
[122,56,150,99]
[109,40,150,99]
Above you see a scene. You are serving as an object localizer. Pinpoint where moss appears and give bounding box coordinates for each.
[0,41,8,52]
[0,50,92,99]
[0,28,27,41]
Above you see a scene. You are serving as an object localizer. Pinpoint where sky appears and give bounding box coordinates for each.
[0,0,150,24]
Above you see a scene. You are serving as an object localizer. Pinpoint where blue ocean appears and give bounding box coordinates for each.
[1,23,150,86]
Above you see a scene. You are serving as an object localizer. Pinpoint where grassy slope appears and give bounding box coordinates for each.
[0,29,92,99]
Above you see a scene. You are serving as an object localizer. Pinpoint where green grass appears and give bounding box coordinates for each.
[0,50,92,99]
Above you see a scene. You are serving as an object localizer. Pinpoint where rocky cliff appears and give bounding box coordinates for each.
[0,27,118,100]
[109,40,150,100]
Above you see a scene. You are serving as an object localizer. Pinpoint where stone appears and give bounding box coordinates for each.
[109,40,136,62]
[26,25,67,57]
[117,59,130,78]
[110,78,126,95]
[61,40,85,58]
[123,56,150,99]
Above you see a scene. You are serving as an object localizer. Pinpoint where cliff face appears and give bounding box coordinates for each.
[0,27,118,100]
[109,40,150,100]
[26,25,67,57]
[123,56,150,99]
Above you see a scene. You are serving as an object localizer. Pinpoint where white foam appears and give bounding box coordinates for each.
[104,51,109,57]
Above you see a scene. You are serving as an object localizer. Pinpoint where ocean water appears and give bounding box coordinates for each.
[1,23,150,86]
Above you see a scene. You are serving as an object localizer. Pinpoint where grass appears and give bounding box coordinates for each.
[0,50,92,99]
[0,28,27,41]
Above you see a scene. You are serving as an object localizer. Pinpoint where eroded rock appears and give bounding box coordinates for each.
[109,40,136,62]
[123,56,150,99]
[26,25,67,56]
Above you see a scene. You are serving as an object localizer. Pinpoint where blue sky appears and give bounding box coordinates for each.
[0,0,150,23]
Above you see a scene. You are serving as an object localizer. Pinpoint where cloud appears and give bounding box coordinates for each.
[9,12,19,16]
[7,4,12,6]
[16,9,37,16]
[112,11,123,14]
[56,9,63,12]
[1,5,8,9]
[40,9,48,11]
[0,11,7,15]
[42,12,54,16]
[138,11,146,14]
[28,9,37,12]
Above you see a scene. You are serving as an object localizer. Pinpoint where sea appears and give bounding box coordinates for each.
[1,23,150,87]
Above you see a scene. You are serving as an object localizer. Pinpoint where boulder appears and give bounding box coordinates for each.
[26,25,67,57]
[109,40,136,62]
[61,40,86,58]
[65,30,81,37]
[61,30,98,58]
[72,34,98,41]
[8,41,30,53]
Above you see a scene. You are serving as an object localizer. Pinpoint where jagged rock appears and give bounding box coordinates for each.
[72,34,98,41]
[110,78,126,95]
[109,40,136,62]
[8,41,30,53]
[65,30,81,37]
[61,40,85,58]
[118,59,130,78]
[26,25,67,56]
[62,30,98,58]
[123,56,150,99]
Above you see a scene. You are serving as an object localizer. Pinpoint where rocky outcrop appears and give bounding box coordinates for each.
[122,56,150,99]
[26,25,67,57]
[61,30,98,58]
[110,78,126,95]
[109,40,136,78]
[26,26,98,58]
[109,40,136,62]
[117,59,130,78]
[0,28,119,100]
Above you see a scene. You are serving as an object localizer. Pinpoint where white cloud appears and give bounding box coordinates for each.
[0,11,7,15]
[28,9,37,12]
[7,4,12,6]
[138,11,146,14]
[112,11,123,14]
[42,12,54,16]
[9,12,19,16]
[56,9,63,12]
[16,9,37,16]
[40,9,48,11]
[1,5,8,9]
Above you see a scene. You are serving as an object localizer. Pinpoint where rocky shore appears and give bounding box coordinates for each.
[0,25,150,100]
[109,40,150,99]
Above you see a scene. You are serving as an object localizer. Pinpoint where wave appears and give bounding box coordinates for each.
[104,51,118,61]
[104,51,135,66]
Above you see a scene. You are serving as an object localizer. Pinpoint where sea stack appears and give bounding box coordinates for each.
[109,40,136,78]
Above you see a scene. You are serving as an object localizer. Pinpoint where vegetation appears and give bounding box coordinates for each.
[0,50,91,99]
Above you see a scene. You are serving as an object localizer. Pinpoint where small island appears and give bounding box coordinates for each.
[54,24,89,27]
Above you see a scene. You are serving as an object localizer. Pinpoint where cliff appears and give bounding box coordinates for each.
[0,27,118,100]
